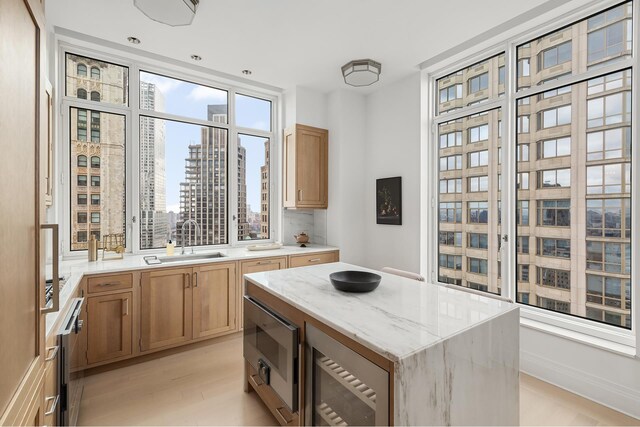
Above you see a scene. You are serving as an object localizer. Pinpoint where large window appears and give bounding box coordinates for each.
[430,1,634,334]
[64,52,275,253]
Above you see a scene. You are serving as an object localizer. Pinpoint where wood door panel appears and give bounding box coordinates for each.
[296,130,323,204]
[141,268,193,351]
[0,0,40,418]
[193,263,236,338]
[87,292,132,364]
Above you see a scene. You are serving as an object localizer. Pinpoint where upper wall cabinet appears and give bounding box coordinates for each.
[283,124,328,209]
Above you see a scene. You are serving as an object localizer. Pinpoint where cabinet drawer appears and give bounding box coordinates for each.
[289,251,337,268]
[87,273,132,294]
[247,364,298,426]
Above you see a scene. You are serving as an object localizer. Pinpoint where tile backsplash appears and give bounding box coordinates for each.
[282,209,327,246]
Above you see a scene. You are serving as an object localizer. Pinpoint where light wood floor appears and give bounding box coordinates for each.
[78,333,639,426]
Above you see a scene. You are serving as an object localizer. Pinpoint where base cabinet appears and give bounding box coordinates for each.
[193,263,237,338]
[239,257,288,330]
[87,292,133,364]
[140,267,193,352]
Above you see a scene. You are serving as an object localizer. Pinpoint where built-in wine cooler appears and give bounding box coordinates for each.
[305,324,389,426]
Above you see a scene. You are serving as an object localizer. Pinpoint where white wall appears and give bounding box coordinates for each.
[363,73,422,272]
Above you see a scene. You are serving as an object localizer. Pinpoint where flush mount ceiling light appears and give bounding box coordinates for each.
[127,36,141,44]
[242,69,252,75]
[190,54,202,61]
[341,59,382,87]
[134,0,199,27]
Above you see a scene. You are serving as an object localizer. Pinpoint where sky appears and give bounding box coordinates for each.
[140,72,271,214]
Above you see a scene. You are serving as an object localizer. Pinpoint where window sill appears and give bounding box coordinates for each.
[520,309,637,358]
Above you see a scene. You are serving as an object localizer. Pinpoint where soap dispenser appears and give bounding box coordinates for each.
[166,239,175,256]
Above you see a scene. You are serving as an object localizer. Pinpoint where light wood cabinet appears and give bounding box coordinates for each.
[193,263,237,339]
[238,257,288,330]
[140,267,193,352]
[283,124,328,209]
[289,251,339,268]
[87,273,132,294]
[87,292,133,364]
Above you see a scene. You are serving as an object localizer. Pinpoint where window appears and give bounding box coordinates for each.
[468,258,488,275]
[537,238,571,258]
[541,41,572,69]
[586,198,629,238]
[237,134,270,241]
[517,236,529,254]
[77,175,87,186]
[518,58,530,77]
[517,264,530,281]
[440,131,462,148]
[586,163,630,194]
[91,156,100,168]
[77,212,87,224]
[77,64,87,77]
[469,282,489,292]
[517,201,529,225]
[538,168,570,188]
[498,67,505,85]
[439,254,462,270]
[468,150,488,167]
[468,233,488,249]
[586,241,630,273]
[469,176,489,192]
[440,84,462,103]
[235,94,271,131]
[91,194,100,205]
[538,297,570,314]
[439,178,462,194]
[538,137,571,159]
[439,231,462,247]
[517,115,529,133]
[91,212,100,223]
[517,172,529,190]
[468,124,488,143]
[440,154,462,171]
[77,194,87,205]
[538,200,571,226]
[468,201,489,223]
[77,155,87,167]
[539,105,571,128]
[517,144,529,162]
[587,92,632,128]
[439,202,462,223]
[587,275,631,310]
[541,86,571,99]
[77,231,87,243]
[77,88,87,99]
[91,176,100,187]
[90,91,100,102]
[66,54,128,105]
[587,127,630,161]
[538,267,570,289]
[468,73,488,94]
[90,66,100,79]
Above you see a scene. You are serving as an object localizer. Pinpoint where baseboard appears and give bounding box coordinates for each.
[521,348,640,420]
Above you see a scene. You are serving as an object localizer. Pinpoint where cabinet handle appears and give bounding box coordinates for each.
[123,298,129,316]
[309,258,321,262]
[274,406,292,425]
[184,273,190,288]
[44,395,59,416]
[45,346,59,362]
[297,189,302,201]
[193,272,198,288]
[257,260,273,265]
[41,224,59,314]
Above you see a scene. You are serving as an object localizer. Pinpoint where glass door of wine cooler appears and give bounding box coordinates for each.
[305,324,389,426]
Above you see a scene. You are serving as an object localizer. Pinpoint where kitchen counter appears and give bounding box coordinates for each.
[244,262,520,425]
[45,244,337,337]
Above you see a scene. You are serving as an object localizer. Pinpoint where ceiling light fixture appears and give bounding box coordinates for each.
[127,36,141,44]
[134,0,199,27]
[191,54,202,61]
[341,59,382,87]
[242,70,252,75]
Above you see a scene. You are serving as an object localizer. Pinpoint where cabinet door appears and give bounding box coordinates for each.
[296,126,328,208]
[87,292,133,364]
[193,263,237,339]
[140,268,193,351]
[239,257,287,330]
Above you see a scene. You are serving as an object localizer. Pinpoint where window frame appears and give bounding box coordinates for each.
[421,0,639,351]
[58,43,281,257]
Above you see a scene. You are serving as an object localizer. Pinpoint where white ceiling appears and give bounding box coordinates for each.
[47,0,555,94]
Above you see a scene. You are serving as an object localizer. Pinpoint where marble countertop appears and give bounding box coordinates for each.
[45,244,337,336]
[244,262,518,362]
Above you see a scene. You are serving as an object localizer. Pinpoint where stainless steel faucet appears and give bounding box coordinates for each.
[180,219,200,255]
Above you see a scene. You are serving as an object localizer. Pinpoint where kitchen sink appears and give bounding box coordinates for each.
[144,252,226,265]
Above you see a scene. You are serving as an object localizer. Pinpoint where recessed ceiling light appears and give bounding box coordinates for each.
[191,54,202,61]
[127,36,141,44]
[242,69,252,75]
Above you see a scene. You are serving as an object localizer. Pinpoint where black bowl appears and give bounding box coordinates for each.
[329,271,382,293]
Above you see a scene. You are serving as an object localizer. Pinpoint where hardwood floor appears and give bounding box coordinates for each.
[78,333,639,426]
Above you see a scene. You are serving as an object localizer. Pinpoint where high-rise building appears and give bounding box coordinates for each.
[260,140,270,238]
[436,3,632,328]
[139,81,169,248]
[67,54,127,250]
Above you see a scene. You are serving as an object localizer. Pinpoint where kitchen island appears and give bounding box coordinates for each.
[244,262,519,426]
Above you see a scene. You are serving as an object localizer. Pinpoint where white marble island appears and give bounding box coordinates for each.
[244,262,519,426]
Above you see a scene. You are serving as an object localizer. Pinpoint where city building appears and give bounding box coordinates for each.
[260,139,270,238]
